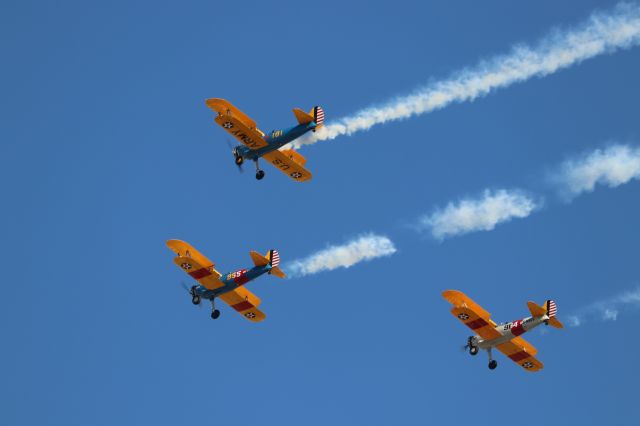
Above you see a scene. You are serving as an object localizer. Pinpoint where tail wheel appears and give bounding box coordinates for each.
[488,360,498,370]
[470,346,479,356]
[211,309,221,319]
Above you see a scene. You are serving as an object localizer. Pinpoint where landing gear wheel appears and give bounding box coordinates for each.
[211,309,221,319]
[469,346,479,356]
[235,156,244,166]
[255,170,265,180]
[192,296,201,305]
[488,360,498,370]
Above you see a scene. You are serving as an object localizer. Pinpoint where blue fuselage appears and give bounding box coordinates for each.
[236,122,317,161]
[193,264,273,300]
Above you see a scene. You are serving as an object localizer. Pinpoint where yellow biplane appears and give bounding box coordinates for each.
[443,290,564,372]
[167,239,285,322]
[206,98,324,182]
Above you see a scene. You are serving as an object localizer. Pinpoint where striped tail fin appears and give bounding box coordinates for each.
[310,106,324,131]
[545,300,564,329]
[266,250,286,279]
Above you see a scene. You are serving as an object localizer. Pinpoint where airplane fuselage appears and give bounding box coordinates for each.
[477,315,549,349]
[192,264,273,300]
[236,122,317,161]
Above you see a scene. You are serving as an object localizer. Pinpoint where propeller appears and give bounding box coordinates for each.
[179,281,202,308]
[227,139,244,173]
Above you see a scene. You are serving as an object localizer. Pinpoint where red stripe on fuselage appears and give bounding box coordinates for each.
[467,318,488,330]
[189,268,212,280]
[234,275,250,286]
[511,322,526,336]
[232,301,254,312]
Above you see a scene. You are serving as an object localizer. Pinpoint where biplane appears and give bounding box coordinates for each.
[206,98,324,182]
[442,290,564,371]
[167,239,285,322]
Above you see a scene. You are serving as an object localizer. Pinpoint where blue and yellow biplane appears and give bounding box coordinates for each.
[206,98,324,181]
[167,239,285,322]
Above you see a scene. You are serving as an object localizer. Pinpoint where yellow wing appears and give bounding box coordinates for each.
[443,290,501,340]
[166,240,224,290]
[496,340,544,372]
[263,149,312,182]
[205,98,268,150]
[219,286,266,323]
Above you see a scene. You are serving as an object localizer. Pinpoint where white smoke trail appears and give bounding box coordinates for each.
[285,234,396,277]
[568,286,640,326]
[555,144,640,199]
[291,3,640,148]
[417,189,540,240]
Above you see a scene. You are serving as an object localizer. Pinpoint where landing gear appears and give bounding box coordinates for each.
[254,159,265,180]
[210,299,221,320]
[487,347,497,370]
[235,155,244,166]
[192,295,201,305]
[470,346,479,356]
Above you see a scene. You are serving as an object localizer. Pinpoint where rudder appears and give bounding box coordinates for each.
[310,106,324,131]
[266,250,286,278]
[545,300,564,329]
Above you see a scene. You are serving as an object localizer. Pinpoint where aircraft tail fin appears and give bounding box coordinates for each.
[528,299,564,328]
[250,251,269,267]
[266,249,286,278]
[293,108,314,125]
[545,300,564,328]
[309,106,324,131]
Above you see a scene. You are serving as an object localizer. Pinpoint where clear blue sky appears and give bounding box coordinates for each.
[2,1,640,425]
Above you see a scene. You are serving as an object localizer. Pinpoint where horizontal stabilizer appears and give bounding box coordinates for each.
[527,301,546,317]
[548,317,564,329]
[270,266,286,278]
[250,251,269,267]
[293,108,314,125]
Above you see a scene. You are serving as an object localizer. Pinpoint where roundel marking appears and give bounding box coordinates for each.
[181,262,193,270]
[458,313,470,320]
[223,121,233,129]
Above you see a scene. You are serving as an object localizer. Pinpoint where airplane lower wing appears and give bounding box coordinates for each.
[263,149,312,182]
[450,306,502,340]
[206,98,268,150]
[443,290,501,340]
[167,240,224,290]
[496,340,544,372]
[219,286,266,323]
[171,256,224,290]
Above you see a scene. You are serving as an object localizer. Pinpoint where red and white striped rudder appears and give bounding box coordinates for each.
[546,300,558,317]
[313,106,324,126]
[269,249,280,267]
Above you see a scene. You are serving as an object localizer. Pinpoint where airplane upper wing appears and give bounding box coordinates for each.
[219,286,266,323]
[206,98,268,150]
[442,290,501,340]
[496,340,544,372]
[262,149,312,182]
[167,239,224,290]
